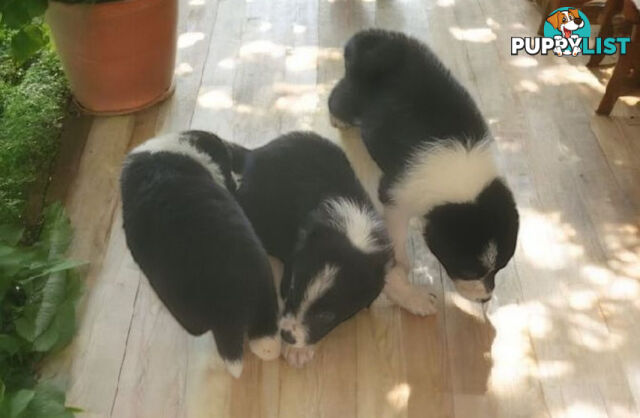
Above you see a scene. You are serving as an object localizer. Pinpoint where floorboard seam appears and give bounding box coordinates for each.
[109,278,142,417]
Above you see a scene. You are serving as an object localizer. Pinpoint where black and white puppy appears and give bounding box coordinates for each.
[329,29,519,303]
[235,132,394,367]
[120,130,281,378]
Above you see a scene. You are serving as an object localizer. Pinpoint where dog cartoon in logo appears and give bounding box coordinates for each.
[546,8,585,56]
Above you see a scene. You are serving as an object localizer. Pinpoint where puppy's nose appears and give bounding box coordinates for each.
[574,17,582,24]
[281,329,296,345]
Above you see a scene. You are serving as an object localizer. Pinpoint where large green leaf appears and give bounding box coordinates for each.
[14,270,66,342]
[24,383,74,418]
[0,204,81,417]
[14,204,82,344]
[1,0,30,29]
[8,389,35,417]
[10,25,47,64]
[25,259,85,281]
[33,297,76,352]
[39,203,72,257]
[0,334,19,355]
[0,224,24,246]
[24,0,48,18]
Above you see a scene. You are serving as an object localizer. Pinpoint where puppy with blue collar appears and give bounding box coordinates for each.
[329,30,519,305]
[234,132,408,367]
[120,130,281,378]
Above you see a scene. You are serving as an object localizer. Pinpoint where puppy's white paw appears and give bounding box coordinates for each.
[249,335,281,361]
[282,344,315,368]
[397,286,437,316]
[330,114,353,130]
[224,359,244,378]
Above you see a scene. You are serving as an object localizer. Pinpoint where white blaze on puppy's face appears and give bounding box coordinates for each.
[280,264,339,348]
[481,241,498,270]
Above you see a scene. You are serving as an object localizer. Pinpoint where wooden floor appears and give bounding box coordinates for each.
[42,0,640,417]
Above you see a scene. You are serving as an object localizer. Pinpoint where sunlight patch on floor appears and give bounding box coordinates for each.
[286,47,319,72]
[489,303,536,394]
[175,62,194,76]
[563,401,602,418]
[449,27,497,43]
[515,79,540,93]
[520,209,583,270]
[436,0,455,7]
[386,383,411,411]
[239,40,286,59]
[198,88,233,109]
[537,65,604,92]
[275,92,319,113]
[534,360,572,379]
[293,24,307,34]
[178,32,206,49]
[510,56,538,68]
[217,58,236,69]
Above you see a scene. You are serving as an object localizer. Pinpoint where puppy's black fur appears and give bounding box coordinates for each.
[329,29,487,186]
[236,132,391,346]
[329,30,519,301]
[120,131,279,375]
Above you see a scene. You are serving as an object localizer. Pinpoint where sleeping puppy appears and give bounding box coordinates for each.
[120,130,281,378]
[329,30,519,304]
[235,132,399,367]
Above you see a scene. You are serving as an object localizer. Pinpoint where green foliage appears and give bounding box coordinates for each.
[0,34,69,225]
[0,0,122,62]
[0,203,84,417]
[0,0,49,63]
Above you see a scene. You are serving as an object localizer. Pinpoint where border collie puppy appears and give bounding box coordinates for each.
[120,130,280,378]
[236,132,413,367]
[328,29,519,303]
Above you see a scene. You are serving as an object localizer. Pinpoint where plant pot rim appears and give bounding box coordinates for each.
[73,79,175,115]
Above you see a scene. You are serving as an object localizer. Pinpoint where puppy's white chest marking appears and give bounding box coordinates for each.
[390,139,498,216]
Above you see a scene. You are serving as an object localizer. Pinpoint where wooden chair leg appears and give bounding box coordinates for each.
[588,0,624,67]
[596,26,638,114]
[538,0,552,35]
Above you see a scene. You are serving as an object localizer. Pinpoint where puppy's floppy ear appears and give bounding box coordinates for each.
[546,12,562,29]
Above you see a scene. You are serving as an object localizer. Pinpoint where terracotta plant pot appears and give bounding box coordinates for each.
[46,0,177,115]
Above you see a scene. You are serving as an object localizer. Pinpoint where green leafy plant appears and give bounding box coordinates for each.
[0,31,69,225]
[0,0,120,62]
[0,0,49,63]
[0,203,84,417]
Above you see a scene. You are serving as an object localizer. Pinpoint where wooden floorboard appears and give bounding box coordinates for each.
[46,0,640,417]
